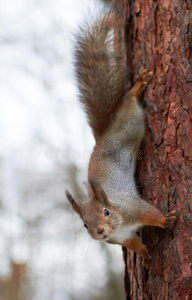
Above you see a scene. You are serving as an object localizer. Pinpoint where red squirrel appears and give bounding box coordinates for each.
[66,7,176,268]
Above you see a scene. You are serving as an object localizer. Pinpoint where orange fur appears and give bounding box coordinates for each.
[122,236,150,260]
[129,67,153,98]
[140,210,177,228]
[140,211,166,228]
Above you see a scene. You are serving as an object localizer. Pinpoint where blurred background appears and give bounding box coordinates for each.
[0,0,124,299]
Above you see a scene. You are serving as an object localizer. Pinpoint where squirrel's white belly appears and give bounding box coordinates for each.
[110,224,139,243]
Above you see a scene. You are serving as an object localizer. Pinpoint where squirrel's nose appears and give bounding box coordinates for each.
[97,227,104,234]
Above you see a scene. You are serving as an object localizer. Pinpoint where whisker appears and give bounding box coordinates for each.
[82,236,93,263]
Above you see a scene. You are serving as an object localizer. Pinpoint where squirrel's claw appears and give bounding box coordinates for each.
[165,210,177,226]
[142,245,152,270]
[144,254,152,270]
[139,67,153,83]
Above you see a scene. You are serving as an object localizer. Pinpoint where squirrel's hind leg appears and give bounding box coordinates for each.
[129,67,153,98]
[129,67,153,99]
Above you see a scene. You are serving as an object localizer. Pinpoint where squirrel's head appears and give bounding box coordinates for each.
[65,180,122,241]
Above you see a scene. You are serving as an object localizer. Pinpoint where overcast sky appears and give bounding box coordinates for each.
[0,0,96,158]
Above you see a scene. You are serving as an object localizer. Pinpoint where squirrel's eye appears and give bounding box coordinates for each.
[104,209,110,217]
[84,224,88,229]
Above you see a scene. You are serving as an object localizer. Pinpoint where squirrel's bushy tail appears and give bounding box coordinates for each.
[75,10,126,140]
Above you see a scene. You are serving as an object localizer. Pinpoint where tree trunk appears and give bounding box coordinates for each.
[119,0,192,299]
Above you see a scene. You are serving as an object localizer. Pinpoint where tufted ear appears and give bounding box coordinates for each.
[89,179,111,206]
[65,190,82,217]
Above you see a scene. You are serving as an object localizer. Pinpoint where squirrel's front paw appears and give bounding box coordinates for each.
[142,244,152,270]
[144,254,152,270]
[139,67,153,84]
[165,210,177,227]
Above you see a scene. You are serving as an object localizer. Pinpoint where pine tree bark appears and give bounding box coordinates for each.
[119,0,192,299]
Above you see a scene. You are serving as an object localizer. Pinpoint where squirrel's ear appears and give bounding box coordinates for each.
[89,179,111,206]
[65,190,82,217]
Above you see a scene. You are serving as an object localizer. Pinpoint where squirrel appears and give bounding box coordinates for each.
[66,7,177,268]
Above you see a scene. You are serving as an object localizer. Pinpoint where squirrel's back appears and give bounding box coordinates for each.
[75,9,126,140]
